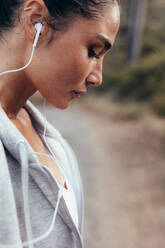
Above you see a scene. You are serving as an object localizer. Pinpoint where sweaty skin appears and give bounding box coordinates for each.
[0,0,120,187]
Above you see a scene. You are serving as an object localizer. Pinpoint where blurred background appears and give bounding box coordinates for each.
[31,0,165,247]
[87,0,165,118]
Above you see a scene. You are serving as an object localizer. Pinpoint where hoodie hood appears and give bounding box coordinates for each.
[0,100,84,248]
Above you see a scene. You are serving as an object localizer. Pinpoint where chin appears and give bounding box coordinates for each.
[43,92,72,110]
[50,99,71,110]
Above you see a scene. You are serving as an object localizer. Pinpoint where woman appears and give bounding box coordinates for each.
[0,0,120,247]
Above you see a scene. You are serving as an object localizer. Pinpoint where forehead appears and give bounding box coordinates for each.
[71,4,120,46]
[54,4,120,49]
[91,4,120,45]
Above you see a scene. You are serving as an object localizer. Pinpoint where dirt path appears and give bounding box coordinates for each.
[76,101,165,248]
[36,100,165,248]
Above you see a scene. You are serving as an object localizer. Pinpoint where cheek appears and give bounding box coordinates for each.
[31,45,90,93]
[61,50,90,86]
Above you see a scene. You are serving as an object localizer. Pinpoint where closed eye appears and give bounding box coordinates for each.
[88,46,100,59]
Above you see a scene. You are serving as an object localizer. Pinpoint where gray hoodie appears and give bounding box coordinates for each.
[0,100,84,248]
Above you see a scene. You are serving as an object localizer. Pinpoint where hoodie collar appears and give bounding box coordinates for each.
[0,102,39,165]
[24,100,62,139]
[0,100,61,165]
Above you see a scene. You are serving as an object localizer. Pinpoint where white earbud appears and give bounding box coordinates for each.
[34,23,43,47]
[35,22,43,32]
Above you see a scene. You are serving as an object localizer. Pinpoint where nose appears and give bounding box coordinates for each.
[86,61,103,87]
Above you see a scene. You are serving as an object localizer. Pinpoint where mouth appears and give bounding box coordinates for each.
[71,90,86,99]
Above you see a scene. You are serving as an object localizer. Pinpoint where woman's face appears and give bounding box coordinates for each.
[26,4,120,109]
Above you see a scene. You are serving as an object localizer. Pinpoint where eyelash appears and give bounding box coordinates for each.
[88,47,100,59]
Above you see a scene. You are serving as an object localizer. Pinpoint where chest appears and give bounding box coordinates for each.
[10,109,67,189]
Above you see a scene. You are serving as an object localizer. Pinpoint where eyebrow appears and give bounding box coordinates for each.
[96,34,112,51]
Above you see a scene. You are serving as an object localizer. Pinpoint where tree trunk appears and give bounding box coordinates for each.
[127,0,148,62]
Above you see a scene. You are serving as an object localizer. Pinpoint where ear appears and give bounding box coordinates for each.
[22,0,50,45]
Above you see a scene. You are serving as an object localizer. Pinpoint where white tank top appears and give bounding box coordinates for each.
[46,149,79,229]
[57,176,79,229]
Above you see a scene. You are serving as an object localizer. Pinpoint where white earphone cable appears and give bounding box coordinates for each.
[0,22,66,247]
[0,23,42,77]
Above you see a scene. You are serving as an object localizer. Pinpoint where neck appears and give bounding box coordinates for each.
[0,27,36,118]
[0,76,36,118]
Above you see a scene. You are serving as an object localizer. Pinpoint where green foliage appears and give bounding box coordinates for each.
[152,94,165,116]
[113,53,165,100]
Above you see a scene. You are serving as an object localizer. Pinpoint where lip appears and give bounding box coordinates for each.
[73,90,86,94]
[71,91,81,99]
[71,90,86,99]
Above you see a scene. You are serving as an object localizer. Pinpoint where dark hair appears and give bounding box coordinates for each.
[0,0,120,36]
